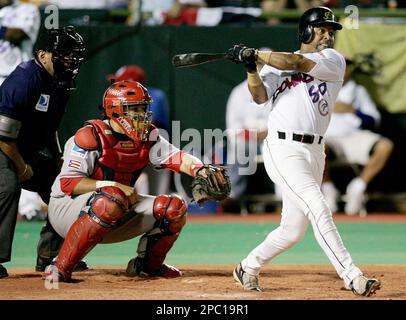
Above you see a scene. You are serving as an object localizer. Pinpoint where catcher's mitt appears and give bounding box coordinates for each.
[191,165,231,206]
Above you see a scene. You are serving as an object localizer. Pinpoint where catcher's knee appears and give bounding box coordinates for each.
[89,186,129,226]
[153,194,187,234]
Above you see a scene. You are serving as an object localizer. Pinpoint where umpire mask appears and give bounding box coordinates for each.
[47,26,85,90]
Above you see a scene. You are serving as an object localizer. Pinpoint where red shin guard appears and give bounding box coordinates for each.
[55,214,108,280]
[143,195,187,274]
[54,186,128,280]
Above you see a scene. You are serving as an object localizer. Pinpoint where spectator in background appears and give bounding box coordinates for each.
[0,0,40,85]
[140,0,206,25]
[141,0,263,26]
[107,65,172,195]
[321,56,394,215]
[18,189,47,221]
[45,0,128,9]
[261,0,324,25]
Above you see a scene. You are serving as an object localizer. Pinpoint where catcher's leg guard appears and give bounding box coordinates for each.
[53,186,128,281]
[131,194,187,278]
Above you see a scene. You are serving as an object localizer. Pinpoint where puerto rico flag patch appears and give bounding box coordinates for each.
[35,94,50,112]
[70,144,88,159]
[68,159,82,170]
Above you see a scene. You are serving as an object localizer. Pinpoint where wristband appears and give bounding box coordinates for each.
[190,163,204,177]
[95,180,116,189]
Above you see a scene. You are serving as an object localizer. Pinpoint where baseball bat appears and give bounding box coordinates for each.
[172,53,228,68]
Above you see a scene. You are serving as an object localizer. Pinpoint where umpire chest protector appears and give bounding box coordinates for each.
[76,119,155,185]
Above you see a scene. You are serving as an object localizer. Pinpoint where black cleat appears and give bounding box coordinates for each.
[0,264,8,279]
[36,256,88,272]
[126,257,182,278]
[36,256,53,272]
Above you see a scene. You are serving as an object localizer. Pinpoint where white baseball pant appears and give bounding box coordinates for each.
[241,131,362,287]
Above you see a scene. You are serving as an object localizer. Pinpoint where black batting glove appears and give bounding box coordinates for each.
[227,44,248,63]
[227,44,257,72]
[243,50,257,73]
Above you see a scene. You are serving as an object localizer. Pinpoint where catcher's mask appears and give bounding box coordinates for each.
[298,6,342,44]
[103,80,153,141]
[42,26,85,90]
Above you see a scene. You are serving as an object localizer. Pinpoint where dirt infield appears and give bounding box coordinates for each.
[1,264,405,300]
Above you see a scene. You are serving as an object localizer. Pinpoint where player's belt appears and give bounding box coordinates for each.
[277,131,323,144]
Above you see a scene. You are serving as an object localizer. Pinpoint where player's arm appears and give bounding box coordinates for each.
[4,28,29,46]
[71,178,137,202]
[247,51,315,102]
[149,135,204,177]
[245,52,314,104]
[179,153,204,177]
[256,51,316,73]
[60,127,137,202]
[334,101,354,113]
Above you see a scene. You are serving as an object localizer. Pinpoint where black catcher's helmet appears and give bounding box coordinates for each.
[298,7,342,44]
[39,26,85,90]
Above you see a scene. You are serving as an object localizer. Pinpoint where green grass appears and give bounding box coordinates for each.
[5,221,406,269]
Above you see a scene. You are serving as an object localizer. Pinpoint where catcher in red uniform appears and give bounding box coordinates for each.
[45,80,230,282]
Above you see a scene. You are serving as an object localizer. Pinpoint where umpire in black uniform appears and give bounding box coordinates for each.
[0,26,85,278]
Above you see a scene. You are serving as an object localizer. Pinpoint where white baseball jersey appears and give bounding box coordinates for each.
[226,79,270,142]
[258,48,345,136]
[324,79,381,137]
[0,2,40,83]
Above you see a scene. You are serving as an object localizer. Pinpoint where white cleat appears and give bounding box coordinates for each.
[233,263,262,292]
[351,275,381,297]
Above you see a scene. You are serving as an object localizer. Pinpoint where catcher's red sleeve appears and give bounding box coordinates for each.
[60,177,83,196]
[160,150,185,173]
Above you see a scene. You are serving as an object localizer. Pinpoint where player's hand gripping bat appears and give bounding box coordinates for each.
[172,53,228,68]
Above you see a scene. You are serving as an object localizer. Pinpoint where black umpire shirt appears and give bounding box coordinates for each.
[0,58,70,161]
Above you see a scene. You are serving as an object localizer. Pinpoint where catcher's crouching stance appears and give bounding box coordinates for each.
[45,80,230,282]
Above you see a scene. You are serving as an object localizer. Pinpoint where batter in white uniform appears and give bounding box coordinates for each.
[227,6,381,297]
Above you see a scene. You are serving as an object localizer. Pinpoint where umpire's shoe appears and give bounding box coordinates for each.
[36,256,88,272]
[350,275,381,297]
[0,264,8,279]
[126,257,182,278]
[233,263,261,292]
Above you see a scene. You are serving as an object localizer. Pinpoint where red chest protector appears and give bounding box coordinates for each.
[81,120,156,186]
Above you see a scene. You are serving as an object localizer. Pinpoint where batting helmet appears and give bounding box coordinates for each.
[298,7,342,44]
[103,80,153,141]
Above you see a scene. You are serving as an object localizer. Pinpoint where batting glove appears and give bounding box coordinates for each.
[227,44,257,72]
